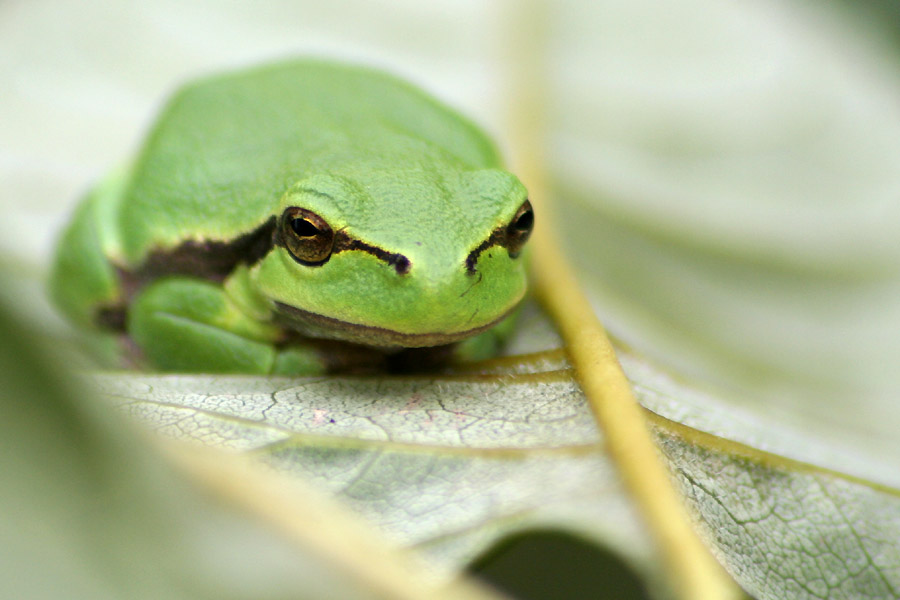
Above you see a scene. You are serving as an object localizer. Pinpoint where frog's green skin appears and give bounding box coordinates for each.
[49,60,532,374]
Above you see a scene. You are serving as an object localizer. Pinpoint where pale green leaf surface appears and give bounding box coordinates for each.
[94,344,900,599]
[546,0,900,466]
[661,432,900,600]
[0,296,424,600]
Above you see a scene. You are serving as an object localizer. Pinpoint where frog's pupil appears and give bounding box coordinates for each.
[513,209,533,233]
[291,218,319,237]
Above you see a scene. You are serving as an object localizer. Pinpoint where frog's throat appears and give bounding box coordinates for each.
[272,301,517,348]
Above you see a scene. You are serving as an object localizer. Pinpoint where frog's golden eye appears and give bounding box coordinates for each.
[505,199,534,257]
[281,207,334,264]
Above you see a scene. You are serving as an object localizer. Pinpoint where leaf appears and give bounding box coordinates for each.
[95,343,900,599]
[4,1,900,598]
[0,292,503,600]
[547,0,900,465]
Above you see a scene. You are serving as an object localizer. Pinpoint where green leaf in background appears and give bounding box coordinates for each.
[547,0,900,460]
[0,291,504,600]
[94,340,900,599]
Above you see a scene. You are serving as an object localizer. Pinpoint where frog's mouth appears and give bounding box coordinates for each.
[272,301,515,348]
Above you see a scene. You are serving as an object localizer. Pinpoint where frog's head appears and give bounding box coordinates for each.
[252,167,532,347]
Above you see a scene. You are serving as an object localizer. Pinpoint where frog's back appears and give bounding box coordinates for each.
[117,60,502,264]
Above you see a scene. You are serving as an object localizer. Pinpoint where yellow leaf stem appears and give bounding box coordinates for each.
[501,3,746,598]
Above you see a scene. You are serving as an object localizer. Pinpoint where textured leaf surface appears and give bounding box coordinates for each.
[0,295,435,600]
[96,350,900,599]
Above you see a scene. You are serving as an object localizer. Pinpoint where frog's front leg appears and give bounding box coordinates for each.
[127,277,326,375]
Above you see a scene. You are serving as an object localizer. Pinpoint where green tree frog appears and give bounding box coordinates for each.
[49,60,533,375]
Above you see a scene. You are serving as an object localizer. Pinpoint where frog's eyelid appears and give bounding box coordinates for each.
[291,187,335,202]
